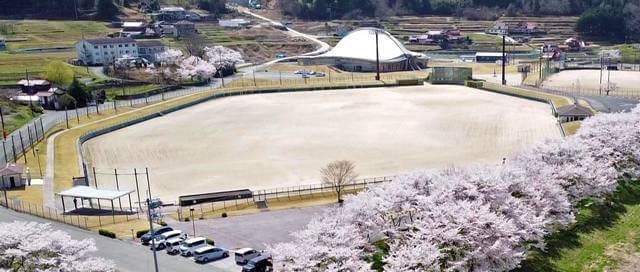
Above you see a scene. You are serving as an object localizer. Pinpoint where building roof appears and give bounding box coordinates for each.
[85,37,136,45]
[137,40,164,47]
[0,163,24,176]
[123,21,146,28]
[57,185,134,200]
[175,20,194,26]
[316,28,424,62]
[557,104,593,117]
[17,79,49,86]
[476,52,504,57]
[161,6,185,12]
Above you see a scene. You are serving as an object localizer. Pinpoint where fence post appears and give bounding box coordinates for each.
[10,135,17,163]
[18,131,27,164]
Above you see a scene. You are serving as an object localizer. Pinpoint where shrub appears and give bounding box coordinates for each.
[221,212,228,218]
[159,221,168,226]
[136,229,149,238]
[206,238,215,245]
[184,217,190,222]
[465,80,484,88]
[98,229,116,239]
[396,78,423,86]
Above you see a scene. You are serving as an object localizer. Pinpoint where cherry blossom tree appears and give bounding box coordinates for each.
[153,46,243,82]
[268,105,640,271]
[203,46,244,76]
[0,221,115,271]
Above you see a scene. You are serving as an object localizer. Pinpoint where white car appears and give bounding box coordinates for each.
[151,230,186,250]
[165,237,184,255]
[193,246,229,263]
[294,70,304,75]
[235,248,261,264]
[179,237,208,257]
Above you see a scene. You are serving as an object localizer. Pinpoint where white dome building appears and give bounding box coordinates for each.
[300,28,428,72]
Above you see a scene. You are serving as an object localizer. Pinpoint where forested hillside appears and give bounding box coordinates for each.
[280,0,639,40]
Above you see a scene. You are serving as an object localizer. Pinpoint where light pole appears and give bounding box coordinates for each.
[146,198,160,272]
[375,30,380,81]
[35,148,42,177]
[189,208,196,236]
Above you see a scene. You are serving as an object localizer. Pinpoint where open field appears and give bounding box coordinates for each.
[542,70,640,97]
[0,20,117,50]
[84,85,561,203]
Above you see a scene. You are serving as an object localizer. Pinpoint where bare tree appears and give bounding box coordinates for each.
[321,160,358,204]
[183,34,209,58]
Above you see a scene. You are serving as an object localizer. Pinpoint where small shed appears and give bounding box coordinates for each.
[56,185,135,214]
[557,103,593,122]
[0,163,25,189]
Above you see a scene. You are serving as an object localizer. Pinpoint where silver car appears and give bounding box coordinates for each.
[193,246,229,263]
[151,230,186,250]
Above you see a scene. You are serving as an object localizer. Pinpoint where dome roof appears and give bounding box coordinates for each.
[320,28,419,62]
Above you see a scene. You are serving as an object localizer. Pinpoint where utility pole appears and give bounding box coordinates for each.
[599,55,603,95]
[502,35,506,85]
[0,107,5,140]
[145,167,159,272]
[375,30,380,81]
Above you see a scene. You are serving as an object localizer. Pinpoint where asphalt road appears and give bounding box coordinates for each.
[0,205,239,271]
[167,205,328,250]
[520,85,639,113]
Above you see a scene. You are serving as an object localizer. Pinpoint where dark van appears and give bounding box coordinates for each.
[242,255,273,272]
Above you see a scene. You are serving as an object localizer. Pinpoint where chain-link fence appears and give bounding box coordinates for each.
[174,176,395,221]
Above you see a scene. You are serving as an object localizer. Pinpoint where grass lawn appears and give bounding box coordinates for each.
[102,84,161,101]
[0,51,102,87]
[562,121,582,136]
[0,97,41,133]
[518,180,640,272]
[0,20,116,50]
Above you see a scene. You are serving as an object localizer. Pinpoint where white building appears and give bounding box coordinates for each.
[76,37,138,65]
[0,163,25,189]
[299,28,428,72]
[137,40,166,62]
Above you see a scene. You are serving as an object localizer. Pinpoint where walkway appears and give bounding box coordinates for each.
[519,85,640,113]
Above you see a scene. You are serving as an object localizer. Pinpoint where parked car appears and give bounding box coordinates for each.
[275,53,286,59]
[242,255,273,272]
[306,71,316,75]
[294,70,305,75]
[316,72,326,77]
[141,226,173,245]
[301,74,310,78]
[165,237,184,255]
[235,248,261,264]
[151,230,186,250]
[193,246,229,263]
[179,237,207,256]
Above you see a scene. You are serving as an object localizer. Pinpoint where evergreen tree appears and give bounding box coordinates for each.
[67,77,90,107]
[96,0,118,19]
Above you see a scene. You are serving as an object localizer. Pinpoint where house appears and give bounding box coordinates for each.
[121,21,147,37]
[564,38,585,52]
[17,79,50,94]
[219,19,251,29]
[76,37,138,65]
[158,6,187,21]
[557,104,593,122]
[174,21,197,38]
[137,40,165,62]
[485,22,508,35]
[0,163,25,189]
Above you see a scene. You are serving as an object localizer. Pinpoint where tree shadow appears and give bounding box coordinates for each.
[516,179,640,272]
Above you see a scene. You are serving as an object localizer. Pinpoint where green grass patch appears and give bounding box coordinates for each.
[518,180,640,272]
[562,121,582,136]
[102,84,161,101]
[0,20,116,50]
[0,97,41,133]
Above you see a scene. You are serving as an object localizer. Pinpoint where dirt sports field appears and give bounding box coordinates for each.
[542,70,640,91]
[83,85,561,202]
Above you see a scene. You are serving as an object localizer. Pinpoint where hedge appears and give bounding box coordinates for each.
[206,239,215,245]
[136,229,149,238]
[396,78,424,86]
[99,229,117,239]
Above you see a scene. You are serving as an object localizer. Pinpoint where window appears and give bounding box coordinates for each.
[125,50,129,54]
[103,45,107,48]
[125,44,129,47]
[93,46,98,49]
[118,44,122,47]
[104,52,108,55]
[110,45,114,48]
